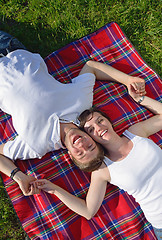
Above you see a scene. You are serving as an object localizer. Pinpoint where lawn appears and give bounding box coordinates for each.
[0,0,161,239]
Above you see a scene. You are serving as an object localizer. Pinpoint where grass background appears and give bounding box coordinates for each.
[0,0,161,239]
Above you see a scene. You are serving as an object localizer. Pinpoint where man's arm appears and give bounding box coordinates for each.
[0,154,39,195]
[79,60,146,95]
[1,136,41,160]
[128,87,162,137]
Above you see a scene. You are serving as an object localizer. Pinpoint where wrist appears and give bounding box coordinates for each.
[13,170,26,182]
[138,95,145,104]
[10,168,20,180]
[126,75,133,85]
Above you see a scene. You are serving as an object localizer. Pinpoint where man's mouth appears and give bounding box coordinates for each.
[100,130,108,137]
[73,135,82,144]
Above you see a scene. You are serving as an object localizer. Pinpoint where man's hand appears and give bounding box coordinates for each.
[0,154,40,196]
[13,171,40,196]
[127,76,146,98]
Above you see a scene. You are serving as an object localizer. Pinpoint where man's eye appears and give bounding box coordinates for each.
[77,152,83,156]
[88,144,92,149]
[90,146,96,152]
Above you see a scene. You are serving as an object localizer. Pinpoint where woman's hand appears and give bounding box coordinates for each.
[31,179,55,194]
[126,76,146,101]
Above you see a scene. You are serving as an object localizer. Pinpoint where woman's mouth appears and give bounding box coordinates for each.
[100,130,108,137]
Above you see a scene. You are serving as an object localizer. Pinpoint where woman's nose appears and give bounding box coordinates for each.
[95,124,101,135]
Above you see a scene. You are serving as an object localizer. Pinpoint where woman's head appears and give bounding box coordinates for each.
[78,107,113,145]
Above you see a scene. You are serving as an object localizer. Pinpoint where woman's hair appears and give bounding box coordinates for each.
[78,107,111,129]
[71,142,104,172]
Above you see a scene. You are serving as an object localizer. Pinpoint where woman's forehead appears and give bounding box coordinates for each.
[85,112,101,124]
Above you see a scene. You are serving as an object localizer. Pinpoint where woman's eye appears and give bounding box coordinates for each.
[98,118,103,123]
[89,128,93,134]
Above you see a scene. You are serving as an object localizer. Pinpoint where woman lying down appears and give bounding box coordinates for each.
[32,85,162,240]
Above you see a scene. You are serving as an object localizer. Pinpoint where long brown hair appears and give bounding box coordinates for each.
[78,107,111,129]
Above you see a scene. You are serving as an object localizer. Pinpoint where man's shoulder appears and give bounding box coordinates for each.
[71,72,95,85]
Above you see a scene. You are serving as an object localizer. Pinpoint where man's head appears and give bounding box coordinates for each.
[63,125,104,172]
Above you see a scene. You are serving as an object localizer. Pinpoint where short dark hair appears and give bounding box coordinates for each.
[71,142,104,172]
[78,107,111,129]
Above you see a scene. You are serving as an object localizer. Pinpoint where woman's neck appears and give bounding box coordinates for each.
[104,135,133,162]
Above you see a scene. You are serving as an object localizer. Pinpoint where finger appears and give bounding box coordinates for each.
[31,181,37,188]
[29,184,39,195]
[136,85,146,93]
[140,91,146,96]
[28,184,35,195]
[36,179,46,185]
[37,184,45,189]
[137,84,145,91]
[130,83,138,91]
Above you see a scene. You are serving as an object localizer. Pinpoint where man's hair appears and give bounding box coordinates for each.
[71,142,104,172]
[78,107,111,129]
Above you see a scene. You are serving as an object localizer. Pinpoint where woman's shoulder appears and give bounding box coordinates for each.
[92,162,111,182]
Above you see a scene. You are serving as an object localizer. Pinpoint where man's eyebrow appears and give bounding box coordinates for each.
[91,145,96,151]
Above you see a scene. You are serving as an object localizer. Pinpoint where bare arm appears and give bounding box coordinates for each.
[128,87,162,137]
[79,60,146,95]
[0,154,39,195]
[34,163,109,219]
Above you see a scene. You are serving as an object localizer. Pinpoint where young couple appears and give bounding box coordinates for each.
[0,30,161,239]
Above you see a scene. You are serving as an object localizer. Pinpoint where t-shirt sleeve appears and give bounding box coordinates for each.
[3,136,41,161]
[71,73,96,86]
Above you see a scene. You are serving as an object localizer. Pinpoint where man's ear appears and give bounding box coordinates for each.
[68,151,72,159]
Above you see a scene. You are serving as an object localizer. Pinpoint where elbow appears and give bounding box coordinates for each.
[84,60,95,74]
[86,60,94,66]
[84,212,96,220]
[86,216,93,220]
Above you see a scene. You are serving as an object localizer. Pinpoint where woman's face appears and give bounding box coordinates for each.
[83,112,114,144]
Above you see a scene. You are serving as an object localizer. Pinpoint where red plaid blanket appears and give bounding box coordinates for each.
[0,22,161,240]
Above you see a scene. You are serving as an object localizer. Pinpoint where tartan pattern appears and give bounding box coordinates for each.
[0,22,161,239]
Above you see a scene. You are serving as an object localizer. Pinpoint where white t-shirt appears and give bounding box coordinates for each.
[0,50,95,160]
[104,130,162,228]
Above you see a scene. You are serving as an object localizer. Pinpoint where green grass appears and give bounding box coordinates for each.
[0,183,26,239]
[0,0,161,239]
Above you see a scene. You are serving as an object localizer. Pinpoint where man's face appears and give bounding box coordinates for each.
[64,127,99,163]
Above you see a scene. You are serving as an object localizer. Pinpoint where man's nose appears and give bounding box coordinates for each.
[78,137,89,150]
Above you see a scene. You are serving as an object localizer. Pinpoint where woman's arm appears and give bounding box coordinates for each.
[79,60,146,95]
[34,163,109,220]
[128,87,162,137]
